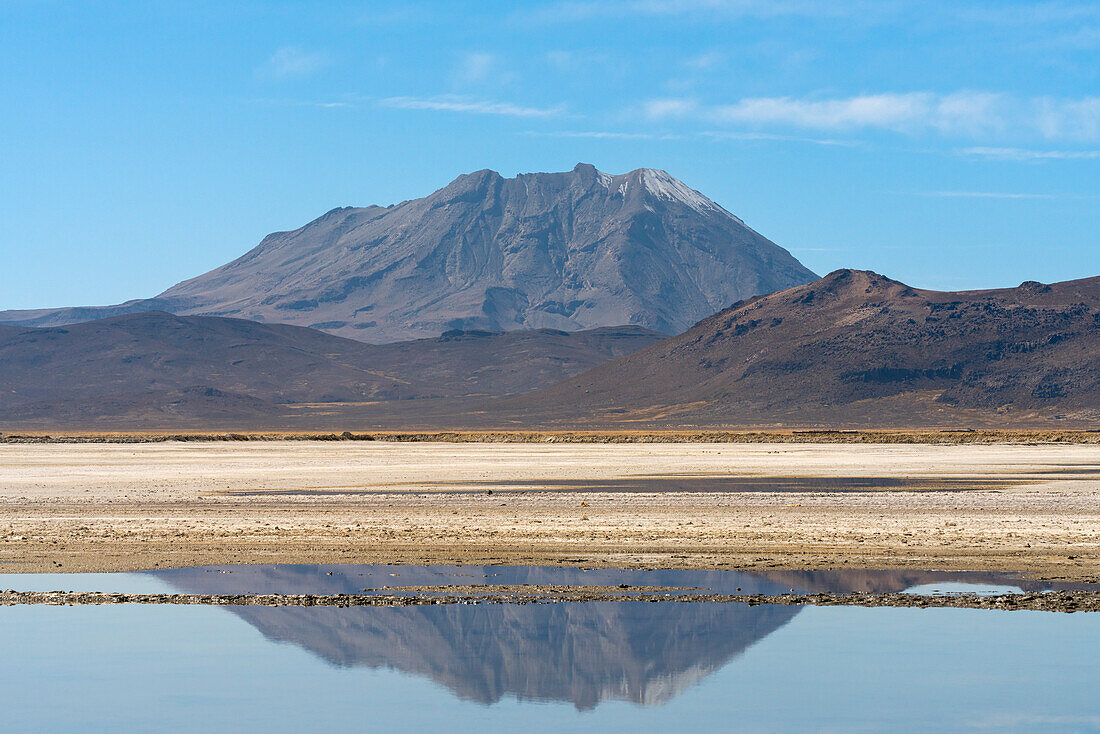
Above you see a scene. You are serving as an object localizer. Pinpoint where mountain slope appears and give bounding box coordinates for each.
[0,164,816,342]
[511,270,1100,425]
[0,312,664,423]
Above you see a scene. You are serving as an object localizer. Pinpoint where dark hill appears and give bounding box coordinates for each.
[510,270,1100,426]
[0,312,663,424]
[8,271,1099,430]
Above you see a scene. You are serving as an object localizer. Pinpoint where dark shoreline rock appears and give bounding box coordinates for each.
[3,588,1099,613]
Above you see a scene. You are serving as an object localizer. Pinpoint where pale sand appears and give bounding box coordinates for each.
[1,442,1098,579]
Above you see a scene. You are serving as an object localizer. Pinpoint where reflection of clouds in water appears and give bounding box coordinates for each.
[904,583,1025,597]
[964,713,1100,730]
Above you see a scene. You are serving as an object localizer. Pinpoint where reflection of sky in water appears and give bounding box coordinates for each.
[0,572,175,594]
[1,598,1098,733]
[904,582,1026,596]
[3,566,1098,718]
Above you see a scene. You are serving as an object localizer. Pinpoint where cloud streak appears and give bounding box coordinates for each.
[453,52,496,85]
[524,0,1100,26]
[522,130,682,140]
[643,92,1100,141]
[256,47,330,80]
[380,95,564,118]
[915,190,1096,199]
[522,0,886,23]
[959,146,1100,161]
[450,52,517,87]
[700,130,861,146]
[520,129,856,146]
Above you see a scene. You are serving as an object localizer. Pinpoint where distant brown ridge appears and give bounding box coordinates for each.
[507,269,1100,428]
[3,269,1100,430]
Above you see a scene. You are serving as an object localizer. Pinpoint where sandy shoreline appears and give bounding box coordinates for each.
[1,441,1098,580]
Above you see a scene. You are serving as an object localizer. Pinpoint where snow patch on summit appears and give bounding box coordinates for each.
[635,169,741,222]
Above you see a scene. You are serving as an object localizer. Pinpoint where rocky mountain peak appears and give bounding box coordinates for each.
[0,165,817,342]
[634,167,729,216]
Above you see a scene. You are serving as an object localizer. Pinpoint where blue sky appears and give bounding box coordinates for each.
[1,0,1098,310]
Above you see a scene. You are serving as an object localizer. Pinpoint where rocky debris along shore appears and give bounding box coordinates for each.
[3,588,1099,613]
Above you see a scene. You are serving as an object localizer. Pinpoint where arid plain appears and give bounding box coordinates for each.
[2,440,1098,582]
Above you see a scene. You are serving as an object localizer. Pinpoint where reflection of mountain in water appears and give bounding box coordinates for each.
[154,564,1049,710]
[237,602,799,709]
[154,565,798,709]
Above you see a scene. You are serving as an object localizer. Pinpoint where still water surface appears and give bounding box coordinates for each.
[1,565,1098,733]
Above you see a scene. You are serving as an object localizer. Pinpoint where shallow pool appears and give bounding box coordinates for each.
[1,565,1098,732]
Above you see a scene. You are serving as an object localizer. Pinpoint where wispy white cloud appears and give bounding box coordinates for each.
[965,713,1100,729]
[544,50,578,71]
[543,49,621,75]
[521,130,683,140]
[249,98,356,109]
[709,92,1005,135]
[521,129,856,146]
[521,0,885,23]
[959,146,1100,160]
[915,190,1096,199]
[700,130,861,146]
[525,0,1100,26]
[256,46,330,80]
[683,51,725,69]
[643,92,1100,141]
[1034,96,1100,140]
[380,95,564,118]
[1049,24,1100,49]
[450,52,517,87]
[643,97,699,118]
[957,1,1100,26]
[455,52,495,84]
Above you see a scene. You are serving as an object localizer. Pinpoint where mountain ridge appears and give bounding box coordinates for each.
[0,164,816,342]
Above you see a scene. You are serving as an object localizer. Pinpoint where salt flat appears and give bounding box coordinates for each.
[1,441,1098,579]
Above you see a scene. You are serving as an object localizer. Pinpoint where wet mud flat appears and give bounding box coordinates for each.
[3,441,1099,578]
[224,475,1026,496]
